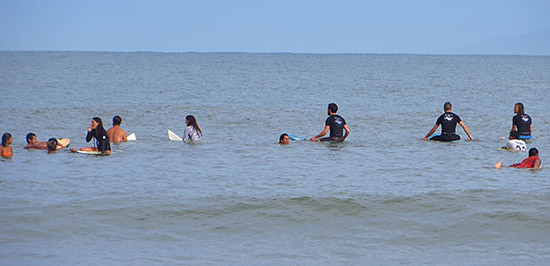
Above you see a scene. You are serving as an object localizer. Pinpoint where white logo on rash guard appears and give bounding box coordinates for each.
[522,115,529,122]
[335,117,343,125]
[444,114,454,121]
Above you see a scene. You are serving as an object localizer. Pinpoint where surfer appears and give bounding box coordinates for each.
[310,103,350,142]
[511,103,532,138]
[279,133,290,145]
[183,115,202,143]
[107,115,128,143]
[422,102,473,141]
[70,117,111,154]
[1,133,13,159]
[494,148,541,169]
[502,131,527,152]
[25,132,68,150]
[47,138,58,154]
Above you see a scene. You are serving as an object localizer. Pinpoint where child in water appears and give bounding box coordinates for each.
[47,138,58,154]
[1,133,13,159]
[494,148,541,169]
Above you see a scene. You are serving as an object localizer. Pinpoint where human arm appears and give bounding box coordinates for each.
[122,130,128,142]
[343,124,350,140]
[459,121,473,140]
[422,124,439,140]
[86,129,94,142]
[310,125,329,141]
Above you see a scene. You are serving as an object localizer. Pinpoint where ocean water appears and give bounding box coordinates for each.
[1,52,550,265]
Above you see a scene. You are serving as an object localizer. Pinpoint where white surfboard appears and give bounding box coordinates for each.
[127,133,136,141]
[76,150,104,155]
[168,129,183,141]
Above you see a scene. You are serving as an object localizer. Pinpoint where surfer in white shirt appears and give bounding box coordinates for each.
[503,131,526,152]
[183,115,202,143]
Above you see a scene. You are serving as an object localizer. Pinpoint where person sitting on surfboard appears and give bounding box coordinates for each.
[511,102,532,138]
[279,133,290,145]
[47,138,58,154]
[310,103,350,142]
[24,132,69,150]
[422,102,473,141]
[494,148,541,169]
[183,115,202,143]
[71,117,111,154]
[503,131,527,152]
[1,133,13,159]
[107,115,128,143]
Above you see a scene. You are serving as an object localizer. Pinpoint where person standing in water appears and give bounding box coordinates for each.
[422,102,473,141]
[511,102,532,138]
[310,103,350,142]
[71,117,111,154]
[183,115,202,143]
[107,115,128,143]
[1,133,13,159]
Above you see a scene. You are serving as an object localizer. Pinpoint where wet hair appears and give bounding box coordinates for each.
[444,102,452,111]
[328,103,338,114]
[279,133,289,143]
[47,138,58,152]
[92,117,108,139]
[1,133,12,147]
[509,131,520,139]
[112,115,122,126]
[529,148,538,157]
[515,103,525,115]
[186,115,202,135]
[26,132,36,144]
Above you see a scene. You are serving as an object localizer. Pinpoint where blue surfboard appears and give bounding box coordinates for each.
[288,134,308,141]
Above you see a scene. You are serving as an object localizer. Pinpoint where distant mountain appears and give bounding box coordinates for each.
[452,28,550,56]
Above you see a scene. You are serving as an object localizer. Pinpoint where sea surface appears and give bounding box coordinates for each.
[1,52,550,265]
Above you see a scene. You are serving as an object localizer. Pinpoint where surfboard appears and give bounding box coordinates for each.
[168,130,183,141]
[519,135,533,140]
[127,133,136,141]
[57,138,70,148]
[288,134,308,141]
[76,150,104,155]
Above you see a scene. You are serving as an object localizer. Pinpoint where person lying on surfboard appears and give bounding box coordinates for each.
[24,132,69,150]
[107,115,128,143]
[502,131,526,152]
[494,148,541,169]
[279,133,290,145]
[310,103,350,142]
[422,102,473,141]
[70,117,111,155]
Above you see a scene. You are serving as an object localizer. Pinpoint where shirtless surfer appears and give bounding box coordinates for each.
[107,116,127,143]
[25,132,68,150]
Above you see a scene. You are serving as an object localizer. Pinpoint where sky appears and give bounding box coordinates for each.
[1,0,549,54]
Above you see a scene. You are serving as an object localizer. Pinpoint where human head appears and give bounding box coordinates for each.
[509,131,520,140]
[528,148,538,157]
[112,115,122,126]
[26,132,37,144]
[47,138,58,153]
[1,133,12,147]
[92,117,104,130]
[328,103,338,115]
[443,102,452,112]
[514,103,524,115]
[279,133,289,145]
[185,115,202,134]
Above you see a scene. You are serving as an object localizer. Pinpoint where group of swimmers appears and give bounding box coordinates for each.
[277,102,541,169]
[1,102,542,169]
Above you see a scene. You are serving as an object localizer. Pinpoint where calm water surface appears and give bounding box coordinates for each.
[1,52,550,265]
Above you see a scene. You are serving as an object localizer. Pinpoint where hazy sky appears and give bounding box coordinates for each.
[1,0,549,54]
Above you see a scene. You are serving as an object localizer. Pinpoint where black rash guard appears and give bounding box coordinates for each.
[430,112,461,141]
[86,129,111,153]
[513,114,532,136]
[326,115,346,138]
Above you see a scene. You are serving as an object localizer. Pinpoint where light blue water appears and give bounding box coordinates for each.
[1,52,550,265]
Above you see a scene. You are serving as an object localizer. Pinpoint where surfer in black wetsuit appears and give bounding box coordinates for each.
[310,103,350,142]
[71,117,111,154]
[422,102,473,141]
[511,102,532,137]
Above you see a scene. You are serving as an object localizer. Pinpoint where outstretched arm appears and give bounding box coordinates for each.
[310,125,329,141]
[422,124,439,140]
[459,121,473,140]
